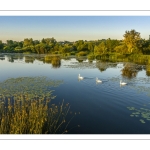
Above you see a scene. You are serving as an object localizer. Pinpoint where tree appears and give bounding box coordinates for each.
[60,45,72,53]
[50,37,57,44]
[41,38,46,44]
[94,42,107,54]
[53,43,60,52]
[88,42,94,53]
[23,38,33,47]
[141,39,150,54]
[106,38,119,53]
[123,29,141,53]
[114,44,128,54]
[33,40,40,45]
[0,40,4,50]
[18,41,23,48]
[77,43,88,51]
[35,44,40,54]
[6,40,13,46]
[74,40,84,51]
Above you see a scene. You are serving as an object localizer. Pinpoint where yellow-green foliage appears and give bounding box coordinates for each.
[87,54,95,60]
[128,54,150,64]
[146,65,150,76]
[51,56,61,68]
[77,51,89,56]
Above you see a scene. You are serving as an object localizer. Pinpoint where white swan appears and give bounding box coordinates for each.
[120,80,127,85]
[96,77,102,83]
[78,74,84,79]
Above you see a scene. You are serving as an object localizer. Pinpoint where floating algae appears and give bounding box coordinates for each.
[0,76,63,98]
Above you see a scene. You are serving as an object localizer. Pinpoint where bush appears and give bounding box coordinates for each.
[77,51,88,56]
[87,54,95,60]
[70,51,76,55]
[117,54,126,59]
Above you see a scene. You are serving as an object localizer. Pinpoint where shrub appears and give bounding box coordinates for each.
[77,51,88,56]
[87,54,95,60]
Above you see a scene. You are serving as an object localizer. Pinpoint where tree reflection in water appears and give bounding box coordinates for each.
[121,63,142,78]
[96,61,107,72]
[45,56,61,68]
[146,65,150,76]
[51,56,61,68]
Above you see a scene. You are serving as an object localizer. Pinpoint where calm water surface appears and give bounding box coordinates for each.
[0,54,150,134]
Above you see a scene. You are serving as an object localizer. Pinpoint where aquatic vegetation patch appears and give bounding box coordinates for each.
[127,105,150,124]
[0,76,63,97]
[64,61,118,70]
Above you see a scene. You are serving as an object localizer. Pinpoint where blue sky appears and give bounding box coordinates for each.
[0,16,150,42]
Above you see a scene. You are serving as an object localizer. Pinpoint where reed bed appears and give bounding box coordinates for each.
[0,96,70,134]
[0,77,71,134]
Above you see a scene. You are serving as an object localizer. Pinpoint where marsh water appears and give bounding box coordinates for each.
[0,53,150,134]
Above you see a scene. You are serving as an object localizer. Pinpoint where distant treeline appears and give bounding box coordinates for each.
[1,29,150,56]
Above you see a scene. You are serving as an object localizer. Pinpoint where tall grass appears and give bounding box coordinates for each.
[0,77,73,134]
[0,95,69,134]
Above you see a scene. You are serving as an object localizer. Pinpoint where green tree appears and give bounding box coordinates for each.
[106,38,119,53]
[35,44,41,54]
[141,39,150,54]
[77,43,88,51]
[94,42,107,55]
[39,43,47,53]
[61,45,72,53]
[33,40,40,45]
[53,44,60,52]
[114,44,128,54]
[88,42,94,53]
[18,41,23,48]
[41,38,46,44]
[75,40,84,51]
[0,40,4,50]
[123,29,141,53]
[6,40,13,46]
[23,38,33,47]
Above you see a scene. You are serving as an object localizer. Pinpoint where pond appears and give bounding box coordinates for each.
[0,53,150,134]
